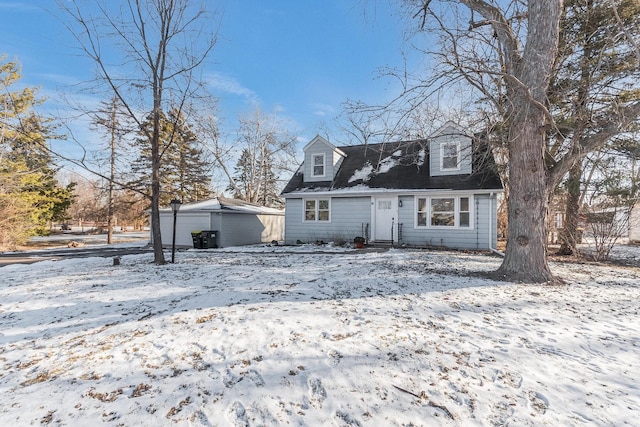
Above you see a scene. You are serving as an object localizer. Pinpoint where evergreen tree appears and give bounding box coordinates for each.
[549,0,640,255]
[129,108,213,206]
[0,58,75,247]
[92,96,135,243]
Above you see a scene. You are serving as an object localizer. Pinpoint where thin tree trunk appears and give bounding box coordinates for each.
[107,99,116,245]
[150,79,165,264]
[558,160,581,255]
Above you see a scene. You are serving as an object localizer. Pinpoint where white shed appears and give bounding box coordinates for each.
[154,196,284,248]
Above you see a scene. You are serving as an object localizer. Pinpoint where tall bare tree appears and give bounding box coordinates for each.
[92,96,134,243]
[59,0,218,264]
[382,0,561,282]
[229,109,298,208]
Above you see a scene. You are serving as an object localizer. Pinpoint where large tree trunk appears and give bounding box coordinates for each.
[497,112,554,282]
[493,0,562,283]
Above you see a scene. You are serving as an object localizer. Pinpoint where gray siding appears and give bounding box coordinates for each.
[303,137,344,182]
[397,194,497,250]
[285,197,371,244]
[630,202,640,242]
[158,210,284,249]
[429,125,473,177]
[158,212,211,248]
[219,212,284,247]
[285,194,497,249]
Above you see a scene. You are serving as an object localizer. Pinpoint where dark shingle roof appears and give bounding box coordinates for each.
[281,139,503,195]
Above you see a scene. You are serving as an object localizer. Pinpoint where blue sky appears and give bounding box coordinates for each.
[1,0,416,147]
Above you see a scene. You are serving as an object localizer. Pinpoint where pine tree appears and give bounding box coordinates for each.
[549,0,640,255]
[129,108,213,206]
[0,58,75,247]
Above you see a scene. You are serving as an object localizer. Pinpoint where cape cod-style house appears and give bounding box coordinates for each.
[280,122,504,250]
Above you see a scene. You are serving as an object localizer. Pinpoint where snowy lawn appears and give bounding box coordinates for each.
[0,245,638,426]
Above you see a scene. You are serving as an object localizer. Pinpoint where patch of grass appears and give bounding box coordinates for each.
[86,387,123,402]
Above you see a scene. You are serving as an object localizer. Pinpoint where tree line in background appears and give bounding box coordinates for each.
[0,52,296,251]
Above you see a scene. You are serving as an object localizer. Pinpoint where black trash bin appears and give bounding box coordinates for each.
[191,231,203,249]
[201,230,218,248]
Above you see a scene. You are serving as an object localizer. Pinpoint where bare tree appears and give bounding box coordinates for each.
[58,0,218,264]
[91,96,135,243]
[228,109,298,207]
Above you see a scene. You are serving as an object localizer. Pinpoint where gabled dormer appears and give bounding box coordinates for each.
[302,135,346,183]
[428,121,473,177]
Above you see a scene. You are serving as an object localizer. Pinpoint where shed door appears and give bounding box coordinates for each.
[374,198,394,241]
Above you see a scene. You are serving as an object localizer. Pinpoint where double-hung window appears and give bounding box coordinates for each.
[415,196,472,228]
[312,154,325,177]
[304,199,330,222]
[441,142,460,171]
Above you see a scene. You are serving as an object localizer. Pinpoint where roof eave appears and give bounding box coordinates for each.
[282,187,504,198]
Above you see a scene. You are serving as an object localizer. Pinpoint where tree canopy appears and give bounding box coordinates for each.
[130,108,213,206]
[0,58,76,248]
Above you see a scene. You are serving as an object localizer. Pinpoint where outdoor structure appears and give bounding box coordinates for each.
[281,122,504,250]
[155,196,284,249]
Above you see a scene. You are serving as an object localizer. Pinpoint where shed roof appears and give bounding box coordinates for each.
[161,196,283,215]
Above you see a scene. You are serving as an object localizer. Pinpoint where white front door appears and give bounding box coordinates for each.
[374,198,395,241]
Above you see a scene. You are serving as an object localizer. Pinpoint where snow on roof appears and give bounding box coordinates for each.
[281,138,503,195]
[161,196,283,215]
[348,162,374,183]
[347,150,403,184]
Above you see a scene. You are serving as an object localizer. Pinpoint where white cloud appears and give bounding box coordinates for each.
[0,2,38,11]
[205,71,260,106]
[310,102,337,118]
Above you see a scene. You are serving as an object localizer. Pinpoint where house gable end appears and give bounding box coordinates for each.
[303,135,346,183]
[429,121,473,177]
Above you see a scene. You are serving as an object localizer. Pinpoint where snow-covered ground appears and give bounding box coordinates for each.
[28,231,149,247]
[0,244,638,426]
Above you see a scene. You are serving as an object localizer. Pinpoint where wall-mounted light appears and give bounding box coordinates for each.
[398,200,403,208]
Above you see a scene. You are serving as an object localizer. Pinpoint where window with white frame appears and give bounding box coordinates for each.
[431,198,455,226]
[415,196,472,228]
[441,142,460,170]
[304,198,330,222]
[417,198,428,226]
[459,197,470,227]
[312,153,325,177]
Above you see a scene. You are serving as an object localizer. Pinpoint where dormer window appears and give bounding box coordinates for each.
[441,142,460,170]
[312,153,325,177]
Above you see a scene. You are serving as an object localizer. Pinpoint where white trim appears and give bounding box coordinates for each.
[303,197,331,223]
[428,121,468,139]
[282,188,502,198]
[303,135,346,157]
[311,153,326,178]
[414,194,474,230]
[440,141,461,171]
